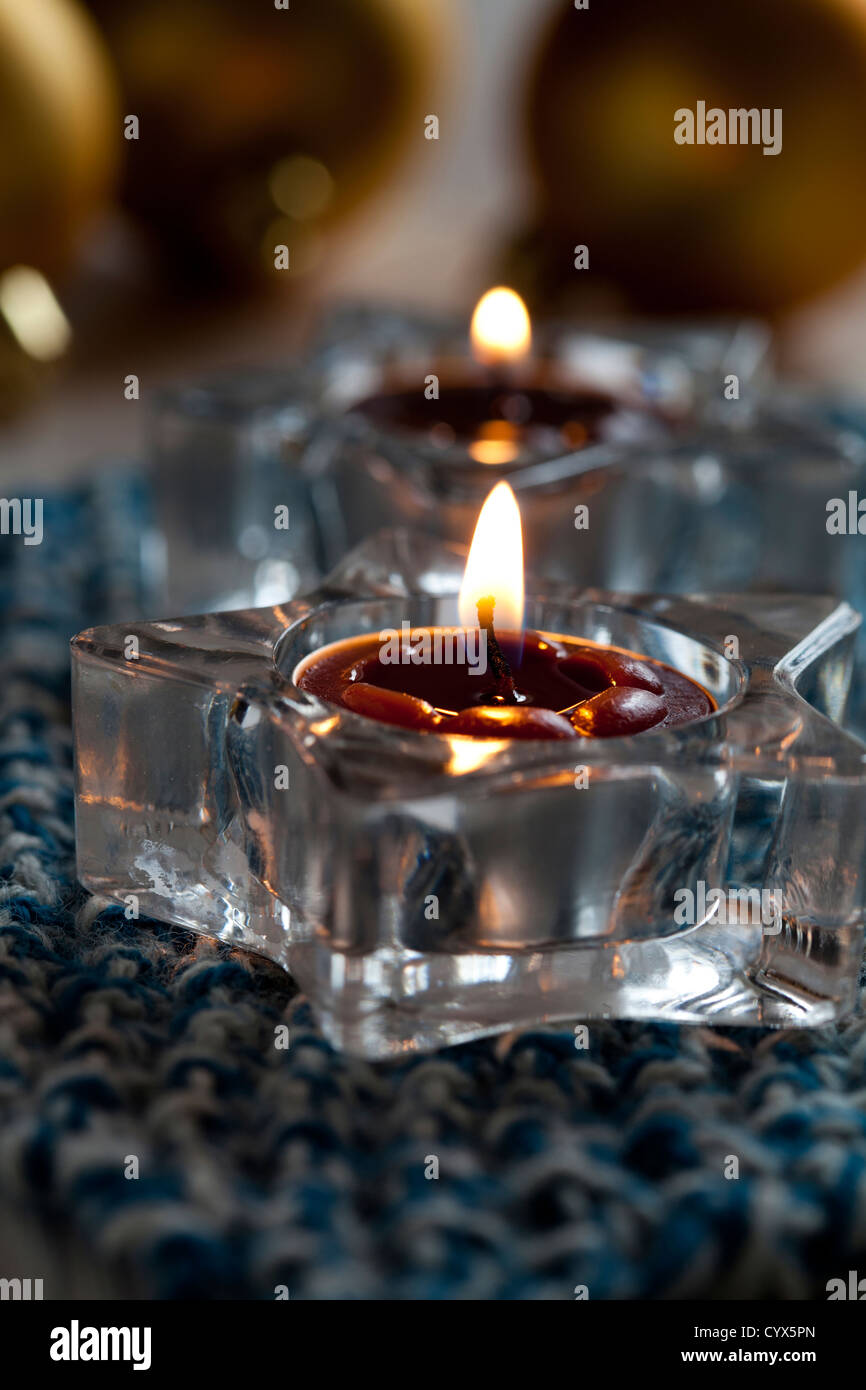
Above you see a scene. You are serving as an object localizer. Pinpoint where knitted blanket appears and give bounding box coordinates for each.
[1,474,864,1301]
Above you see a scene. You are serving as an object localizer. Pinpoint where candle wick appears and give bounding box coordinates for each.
[476,595,518,704]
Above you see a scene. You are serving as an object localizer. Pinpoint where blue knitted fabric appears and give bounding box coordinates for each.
[1,474,865,1301]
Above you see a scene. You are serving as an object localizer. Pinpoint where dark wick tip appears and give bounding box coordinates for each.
[476,594,518,704]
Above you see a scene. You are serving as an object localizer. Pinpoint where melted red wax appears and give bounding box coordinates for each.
[295,630,715,740]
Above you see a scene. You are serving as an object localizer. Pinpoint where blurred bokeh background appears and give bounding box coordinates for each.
[2,0,866,485]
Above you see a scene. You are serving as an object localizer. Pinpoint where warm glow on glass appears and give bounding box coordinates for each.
[470,287,531,365]
[467,420,521,466]
[446,737,508,771]
[458,481,524,633]
[468,438,521,465]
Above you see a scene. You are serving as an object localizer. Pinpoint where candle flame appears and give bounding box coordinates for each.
[470,287,531,365]
[458,481,524,634]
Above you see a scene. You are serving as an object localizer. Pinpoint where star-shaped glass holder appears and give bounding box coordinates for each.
[303,308,770,574]
[73,533,866,1058]
[147,311,771,615]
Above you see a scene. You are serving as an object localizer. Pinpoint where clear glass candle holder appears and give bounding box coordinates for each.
[149,370,324,614]
[144,308,774,619]
[72,533,866,1058]
[303,307,771,576]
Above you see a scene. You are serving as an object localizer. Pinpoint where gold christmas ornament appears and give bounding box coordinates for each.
[0,0,117,413]
[84,0,445,285]
[0,0,118,280]
[521,0,866,315]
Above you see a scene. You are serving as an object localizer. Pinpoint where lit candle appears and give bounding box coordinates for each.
[295,482,714,740]
[351,286,666,466]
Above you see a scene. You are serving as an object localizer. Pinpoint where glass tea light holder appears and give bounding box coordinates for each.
[72,483,866,1058]
[149,370,324,614]
[144,293,773,618]
[303,289,770,581]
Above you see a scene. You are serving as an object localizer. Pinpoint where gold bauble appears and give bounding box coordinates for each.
[523,0,866,315]
[0,0,118,277]
[84,0,445,284]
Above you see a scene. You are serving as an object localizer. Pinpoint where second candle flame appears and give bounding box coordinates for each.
[458,481,525,635]
[470,287,532,365]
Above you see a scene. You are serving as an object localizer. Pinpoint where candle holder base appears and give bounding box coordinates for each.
[72,533,866,1057]
[284,920,864,1058]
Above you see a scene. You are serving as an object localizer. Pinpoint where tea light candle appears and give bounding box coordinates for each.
[295,482,714,739]
[351,287,670,466]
